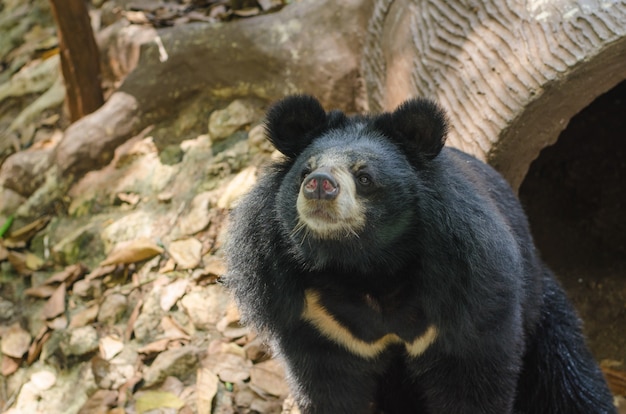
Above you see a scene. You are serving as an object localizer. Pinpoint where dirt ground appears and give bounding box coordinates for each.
[519,80,626,368]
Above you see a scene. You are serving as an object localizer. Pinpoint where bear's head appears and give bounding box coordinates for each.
[266,95,448,274]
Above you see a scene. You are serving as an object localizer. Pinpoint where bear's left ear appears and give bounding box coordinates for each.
[375,98,449,160]
[264,95,328,159]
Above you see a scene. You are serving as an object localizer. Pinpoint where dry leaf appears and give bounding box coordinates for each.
[116,192,141,206]
[85,264,116,281]
[1,323,32,358]
[69,305,99,328]
[232,7,260,17]
[25,252,45,270]
[159,278,189,311]
[603,366,626,396]
[204,342,251,384]
[249,359,289,398]
[0,244,8,261]
[42,282,66,320]
[159,258,176,273]
[137,338,171,355]
[77,389,118,414]
[27,328,51,364]
[46,315,68,330]
[7,250,31,275]
[44,263,87,285]
[161,316,190,340]
[1,355,20,376]
[101,238,163,266]
[135,391,185,414]
[24,284,58,298]
[125,298,143,342]
[196,368,219,414]
[168,238,202,269]
[3,216,50,247]
[216,302,241,332]
[204,255,226,277]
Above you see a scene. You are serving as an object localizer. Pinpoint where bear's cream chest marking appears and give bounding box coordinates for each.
[301,289,438,358]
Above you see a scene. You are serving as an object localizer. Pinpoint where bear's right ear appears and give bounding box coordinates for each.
[374,98,449,161]
[265,95,328,159]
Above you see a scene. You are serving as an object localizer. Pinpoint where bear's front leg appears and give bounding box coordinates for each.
[415,350,520,414]
[276,322,388,414]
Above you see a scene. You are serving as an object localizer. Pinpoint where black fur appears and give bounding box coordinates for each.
[224,95,615,414]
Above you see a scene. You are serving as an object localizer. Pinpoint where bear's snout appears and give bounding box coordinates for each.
[302,168,339,200]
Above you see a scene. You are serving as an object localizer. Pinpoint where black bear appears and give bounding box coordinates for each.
[224,95,615,414]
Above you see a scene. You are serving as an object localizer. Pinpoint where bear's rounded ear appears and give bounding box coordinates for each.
[376,98,449,160]
[264,95,327,159]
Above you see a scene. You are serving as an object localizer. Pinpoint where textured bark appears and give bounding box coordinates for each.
[49,0,104,122]
[363,0,626,190]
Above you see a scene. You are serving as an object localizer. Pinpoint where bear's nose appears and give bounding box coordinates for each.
[302,169,339,200]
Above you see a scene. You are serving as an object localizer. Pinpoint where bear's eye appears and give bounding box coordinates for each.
[357,173,372,186]
[300,168,311,181]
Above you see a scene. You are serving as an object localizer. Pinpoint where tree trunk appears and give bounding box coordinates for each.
[49,0,104,122]
[362,0,626,190]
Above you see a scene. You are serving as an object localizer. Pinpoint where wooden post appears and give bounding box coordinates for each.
[49,0,104,122]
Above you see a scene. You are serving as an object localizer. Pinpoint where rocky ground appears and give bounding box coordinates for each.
[0,93,297,413]
[0,2,297,412]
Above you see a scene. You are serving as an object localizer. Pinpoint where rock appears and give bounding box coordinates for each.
[51,222,104,267]
[143,346,199,387]
[60,326,99,357]
[0,146,54,197]
[29,370,57,391]
[92,343,138,389]
[208,99,264,142]
[216,166,257,209]
[0,297,16,321]
[92,355,136,390]
[0,55,60,101]
[177,191,214,237]
[168,237,203,269]
[8,360,95,414]
[247,123,273,154]
[0,188,26,216]
[99,335,125,361]
[100,211,156,252]
[159,144,184,165]
[97,293,128,325]
[180,284,230,330]
[133,287,165,343]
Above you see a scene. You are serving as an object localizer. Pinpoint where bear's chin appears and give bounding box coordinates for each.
[295,215,362,240]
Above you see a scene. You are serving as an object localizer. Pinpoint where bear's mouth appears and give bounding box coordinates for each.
[305,204,339,222]
[295,200,365,240]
